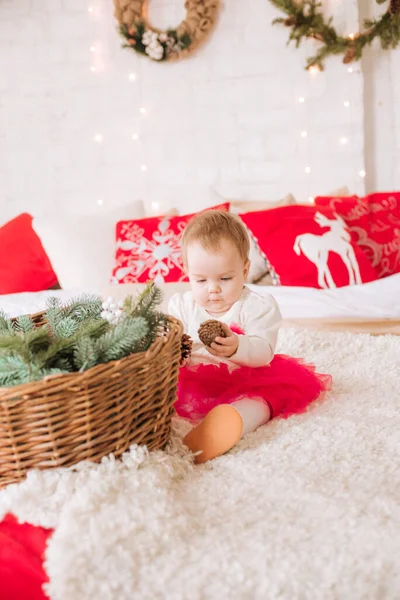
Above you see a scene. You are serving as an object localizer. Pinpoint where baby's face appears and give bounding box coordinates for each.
[186,239,249,315]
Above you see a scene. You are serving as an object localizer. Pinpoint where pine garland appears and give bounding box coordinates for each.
[269,0,400,70]
[0,283,169,389]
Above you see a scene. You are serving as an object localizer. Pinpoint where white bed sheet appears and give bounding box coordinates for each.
[0,274,399,320]
[248,273,400,319]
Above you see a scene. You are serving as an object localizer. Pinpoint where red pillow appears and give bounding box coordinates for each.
[112,203,229,284]
[0,514,53,600]
[240,205,378,288]
[0,214,58,295]
[315,192,400,278]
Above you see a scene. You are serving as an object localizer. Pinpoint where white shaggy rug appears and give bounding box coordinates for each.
[1,327,399,600]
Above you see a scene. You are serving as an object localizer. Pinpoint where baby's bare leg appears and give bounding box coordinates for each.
[183,398,270,464]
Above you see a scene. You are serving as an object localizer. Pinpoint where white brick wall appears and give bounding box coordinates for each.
[360,1,400,193]
[0,0,381,223]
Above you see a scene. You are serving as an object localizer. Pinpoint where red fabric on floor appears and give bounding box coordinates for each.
[0,514,53,600]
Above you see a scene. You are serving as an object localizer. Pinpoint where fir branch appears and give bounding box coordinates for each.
[26,320,108,372]
[25,328,53,355]
[44,297,64,335]
[35,338,77,371]
[95,316,149,363]
[44,294,103,336]
[0,354,30,387]
[0,289,169,389]
[51,358,72,373]
[64,294,103,322]
[78,319,110,340]
[123,283,168,350]
[73,337,98,371]
[54,316,79,339]
[0,335,25,353]
[125,282,163,318]
[13,315,35,334]
[137,311,169,352]
[0,311,14,335]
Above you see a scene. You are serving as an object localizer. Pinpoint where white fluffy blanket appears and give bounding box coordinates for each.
[1,328,399,600]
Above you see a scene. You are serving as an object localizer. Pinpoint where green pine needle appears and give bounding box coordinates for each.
[25,328,53,355]
[54,317,79,339]
[35,337,76,371]
[73,337,98,371]
[95,316,150,363]
[0,335,25,353]
[0,354,30,387]
[13,315,35,334]
[78,319,110,340]
[0,288,167,389]
[0,311,14,335]
[64,294,103,322]
[126,282,163,318]
[269,0,400,69]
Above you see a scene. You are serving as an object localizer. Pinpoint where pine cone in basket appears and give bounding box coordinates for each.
[198,320,227,347]
[181,333,193,365]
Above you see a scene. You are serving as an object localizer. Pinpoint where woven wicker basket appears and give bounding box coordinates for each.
[0,312,183,488]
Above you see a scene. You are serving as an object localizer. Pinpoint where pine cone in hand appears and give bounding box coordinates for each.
[198,320,227,347]
[181,333,193,365]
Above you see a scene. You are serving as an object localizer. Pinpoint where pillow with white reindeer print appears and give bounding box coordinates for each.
[239,205,378,288]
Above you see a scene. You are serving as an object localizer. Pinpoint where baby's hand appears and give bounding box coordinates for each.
[207,324,239,358]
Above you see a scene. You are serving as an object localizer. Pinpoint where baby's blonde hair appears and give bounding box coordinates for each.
[181,210,250,266]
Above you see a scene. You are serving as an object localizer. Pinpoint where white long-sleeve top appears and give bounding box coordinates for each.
[168,286,282,369]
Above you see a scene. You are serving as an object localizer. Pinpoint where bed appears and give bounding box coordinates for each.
[1,274,399,335]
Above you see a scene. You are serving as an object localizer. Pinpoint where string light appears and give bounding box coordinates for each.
[308,65,320,76]
[86,4,150,203]
[290,23,358,203]
[86,5,357,216]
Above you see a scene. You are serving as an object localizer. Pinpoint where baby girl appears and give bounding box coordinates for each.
[169,210,330,463]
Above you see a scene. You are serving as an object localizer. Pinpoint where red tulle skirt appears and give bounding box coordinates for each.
[176,355,332,422]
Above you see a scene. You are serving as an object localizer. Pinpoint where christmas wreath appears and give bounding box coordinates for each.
[113,0,220,62]
[269,0,400,70]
